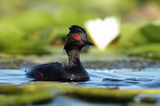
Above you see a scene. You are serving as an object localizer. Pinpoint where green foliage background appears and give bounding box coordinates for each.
[0,0,160,59]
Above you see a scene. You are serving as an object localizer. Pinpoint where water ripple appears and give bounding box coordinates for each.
[0,68,160,89]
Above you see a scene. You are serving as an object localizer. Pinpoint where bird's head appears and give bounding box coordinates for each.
[64,25,93,51]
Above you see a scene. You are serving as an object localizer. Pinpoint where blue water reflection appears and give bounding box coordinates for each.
[0,68,160,89]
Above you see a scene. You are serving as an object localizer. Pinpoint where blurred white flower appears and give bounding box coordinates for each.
[85,17,120,50]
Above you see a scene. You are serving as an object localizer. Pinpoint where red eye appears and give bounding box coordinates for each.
[76,36,81,40]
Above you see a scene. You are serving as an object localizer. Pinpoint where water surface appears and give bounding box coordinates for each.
[0,64,160,105]
[0,67,160,89]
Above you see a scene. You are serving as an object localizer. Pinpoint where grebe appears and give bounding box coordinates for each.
[26,25,93,81]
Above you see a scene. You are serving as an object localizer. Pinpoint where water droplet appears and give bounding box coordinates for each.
[89,45,93,48]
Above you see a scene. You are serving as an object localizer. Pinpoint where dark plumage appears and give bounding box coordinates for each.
[26,25,93,81]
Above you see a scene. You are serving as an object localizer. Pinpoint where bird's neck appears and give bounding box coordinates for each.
[66,49,82,66]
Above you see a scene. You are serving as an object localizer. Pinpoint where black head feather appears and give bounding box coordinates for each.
[64,25,92,50]
[68,25,87,35]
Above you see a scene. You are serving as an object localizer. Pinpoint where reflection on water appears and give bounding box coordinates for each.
[0,69,33,85]
[0,67,160,89]
[51,96,113,106]
[86,69,160,89]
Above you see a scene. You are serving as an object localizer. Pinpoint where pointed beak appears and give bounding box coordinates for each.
[87,40,94,46]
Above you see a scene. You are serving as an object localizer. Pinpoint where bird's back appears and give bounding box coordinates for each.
[26,62,64,81]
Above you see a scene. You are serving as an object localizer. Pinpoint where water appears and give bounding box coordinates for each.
[0,68,160,88]
[85,68,160,89]
[0,69,32,85]
[0,66,160,105]
[0,67,160,89]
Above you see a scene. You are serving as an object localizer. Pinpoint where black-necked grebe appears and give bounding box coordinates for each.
[26,25,93,81]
